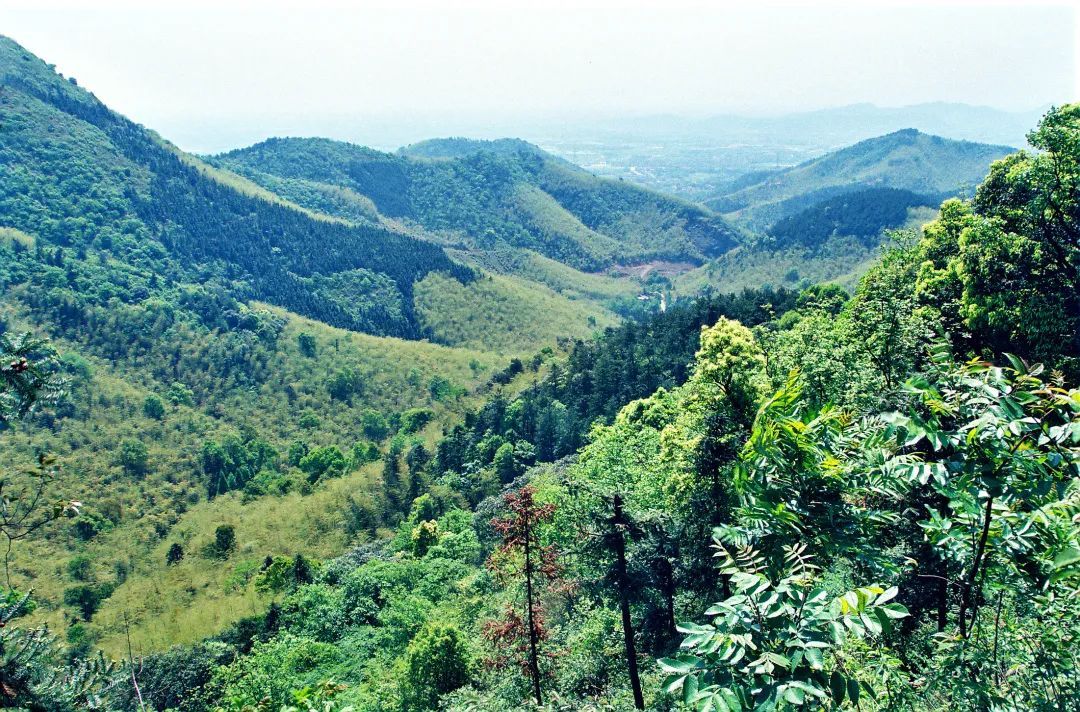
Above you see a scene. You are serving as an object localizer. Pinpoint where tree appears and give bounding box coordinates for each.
[165,381,194,407]
[661,545,907,711]
[142,394,165,420]
[299,446,347,483]
[361,410,390,441]
[484,485,561,705]
[0,332,63,422]
[610,494,645,709]
[0,332,79,586]
[326,368,360,402]
[492,442,517,483]
[914,105,1080,377]
[402,622,472,710]
[118,439,149,476]
[410,520,439,557]
[166,542,184,566]
[210,525,236,559]
[297,332,317,358]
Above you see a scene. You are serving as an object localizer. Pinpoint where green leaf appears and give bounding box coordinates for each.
[683,672,699,706]
[1052,544,1080,571]
[829,672,846,705]
[782,685,806,705]
[874,586,899,605]
[659,655,704,675]
[663,674,688,695]
[879,602,909,619]
[847,678,860,706]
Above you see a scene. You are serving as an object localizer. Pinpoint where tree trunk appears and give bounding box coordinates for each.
[523,518,543,706]
[613,496,645,709]
[958,496,994,639]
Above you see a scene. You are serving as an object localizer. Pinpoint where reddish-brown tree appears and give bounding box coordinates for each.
[483,485,561,706]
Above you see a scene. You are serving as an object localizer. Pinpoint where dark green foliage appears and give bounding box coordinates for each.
[117,439,149,476]
[361,409,390,441]
[297,332,317,357]
[65,555,91,581]
[62,582,114,621]
[206,524,236,559]
[767,187,937,248]
[326,368,362,402]
[142,394,165,420]
[299,445,347,483]
[201,434,279,497]
[400,408,434,435]
[114,643,228,712]
[432,287,797,497]
[166,542,184,566]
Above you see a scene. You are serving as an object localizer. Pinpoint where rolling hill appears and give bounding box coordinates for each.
[0,35,472,340]
[212,136,742,272]
[706,128,1013,231]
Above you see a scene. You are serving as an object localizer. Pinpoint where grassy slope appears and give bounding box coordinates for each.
[413,272,618,354]
[5,300,504,655]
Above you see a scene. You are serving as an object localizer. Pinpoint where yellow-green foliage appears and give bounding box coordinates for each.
[513,251,639,302]
[413,272,617,354]
[3,302,502,655]
[512,184,620,265]
[0,226,35,248]
[90,462,385,656]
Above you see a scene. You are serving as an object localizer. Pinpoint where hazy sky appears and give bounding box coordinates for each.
[0,0,1076,151]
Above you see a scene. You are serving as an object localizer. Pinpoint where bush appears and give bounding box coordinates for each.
[117,439,149,476]
[297,332,317,357]
[361,410,390,441]
[400,408,434,435]
[142,394,165,420]
[66,555,92,581]
[205,524,236,559]
[299,446,347,483]
[402,622,473,710]
[63,582,115,621]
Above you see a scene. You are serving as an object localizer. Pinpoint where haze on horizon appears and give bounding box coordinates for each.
[0,0,1076,153]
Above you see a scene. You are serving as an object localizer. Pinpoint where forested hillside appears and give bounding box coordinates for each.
[213,136,741,271]
[0,36,471,339]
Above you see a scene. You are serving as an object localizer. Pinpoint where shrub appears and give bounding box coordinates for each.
[142,394,165,420]
[400,408,434,435]
[117,439,149,476]
[402,622,473,710]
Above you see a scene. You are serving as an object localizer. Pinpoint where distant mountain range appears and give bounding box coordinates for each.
[705,129,1014,231]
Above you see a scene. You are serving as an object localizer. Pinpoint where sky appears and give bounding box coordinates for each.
[0,0,1076,152]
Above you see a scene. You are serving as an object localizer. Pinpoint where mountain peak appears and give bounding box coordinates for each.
[397,137,544,160]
